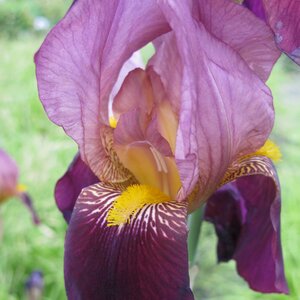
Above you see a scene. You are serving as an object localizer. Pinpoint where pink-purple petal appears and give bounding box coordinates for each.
[35,0,169,176]
[156,1,274,201]
[195,0,280,81]
[65,182,193,299]
[245,0,300,65]
[263,0,300,65]
[55,153,98,222]
[205,162,288,294]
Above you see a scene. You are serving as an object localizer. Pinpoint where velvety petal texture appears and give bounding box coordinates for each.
[245,0,300,64]
[0,149,18,202]
[156,1,274,202]
[205,157,288,294]
[35,0,169,180]
[65,182,193,300]
[55,153,99,222]
[205,183,245,262]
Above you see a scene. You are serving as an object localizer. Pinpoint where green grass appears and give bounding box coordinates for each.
[0,36,74,299]
[0,35,299,300]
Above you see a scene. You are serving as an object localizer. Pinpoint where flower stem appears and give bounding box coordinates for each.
[188,207,204,265]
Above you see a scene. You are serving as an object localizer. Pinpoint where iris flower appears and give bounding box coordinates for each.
[0,149,40,225]
[35,0,288,298]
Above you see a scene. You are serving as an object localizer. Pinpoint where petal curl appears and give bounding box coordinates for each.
[205,157,288,294]
[55,153,99,222]
[245,0,300,64]
[156,1,274,202]
[35,0,169,179]
[65,182,193,299]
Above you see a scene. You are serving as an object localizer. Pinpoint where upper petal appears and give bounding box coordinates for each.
[195,0,280,81]
[263,0,300,65]
[65,182,193,299]
[156,1,274,202]
[205,156,288,294]
[55,153,99,222]
[35,0,169,178]
[114,108,180,199]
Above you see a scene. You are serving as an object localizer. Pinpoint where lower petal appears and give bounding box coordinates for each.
[234,174,288,294]
[205,157,288,294]
[65,182,193,300]
[55,154,99,222]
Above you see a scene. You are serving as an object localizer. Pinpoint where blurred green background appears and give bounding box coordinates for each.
[0,1,299,299]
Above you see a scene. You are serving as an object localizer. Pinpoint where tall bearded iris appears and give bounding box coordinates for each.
[35,0,288,298]
[0,149,39,225]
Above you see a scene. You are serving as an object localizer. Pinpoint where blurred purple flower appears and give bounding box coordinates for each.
[25,270,44,300]
[0,149,40,224]
[35,0,288,298]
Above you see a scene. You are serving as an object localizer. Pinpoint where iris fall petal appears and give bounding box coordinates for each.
[205,156,288,294]
[65,182,193,299]
[55,153,99,222]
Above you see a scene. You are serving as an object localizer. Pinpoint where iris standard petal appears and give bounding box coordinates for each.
[263,0,300,65]
[245,0,300,65]
[113,69,181,199]
[0,149,19,202]
[65,182,193,299]
[157,1,274,202]
[113,68,154,119]
[55,153,99,222]
[195,0,280,81]
[35,0,169,180]
[205,156,288,294]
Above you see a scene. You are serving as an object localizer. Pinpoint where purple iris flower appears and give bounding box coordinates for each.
[0,149,40,225]
[35,0,288,298]
[244,0,300,65]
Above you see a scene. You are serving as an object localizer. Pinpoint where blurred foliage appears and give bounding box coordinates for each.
[0,0,71,38]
